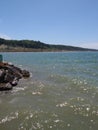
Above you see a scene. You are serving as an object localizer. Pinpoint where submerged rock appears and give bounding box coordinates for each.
[22,70,30,77]
[0,83,12,91]
[0,62,30,91]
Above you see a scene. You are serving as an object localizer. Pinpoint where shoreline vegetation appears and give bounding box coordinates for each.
[0,38,97,52]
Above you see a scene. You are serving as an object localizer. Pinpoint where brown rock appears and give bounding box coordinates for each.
[0,83,13,91]
[22,70,30,78]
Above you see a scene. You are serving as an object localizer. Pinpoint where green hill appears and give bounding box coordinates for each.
[0,38,97,52]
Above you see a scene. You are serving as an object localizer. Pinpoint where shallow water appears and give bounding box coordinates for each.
[0,52,98,130]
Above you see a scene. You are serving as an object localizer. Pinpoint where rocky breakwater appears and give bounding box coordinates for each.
[0,62,30,91]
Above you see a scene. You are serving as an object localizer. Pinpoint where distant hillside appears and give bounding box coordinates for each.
[0,38,97,52]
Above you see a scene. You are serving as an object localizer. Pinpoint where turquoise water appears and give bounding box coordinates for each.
[0,52,98,130]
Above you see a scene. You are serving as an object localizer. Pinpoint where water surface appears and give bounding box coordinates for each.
[0,52,98,130]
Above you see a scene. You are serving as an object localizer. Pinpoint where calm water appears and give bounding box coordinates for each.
[0,52,98,130]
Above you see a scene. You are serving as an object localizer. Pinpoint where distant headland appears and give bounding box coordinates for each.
[0,38,97,52]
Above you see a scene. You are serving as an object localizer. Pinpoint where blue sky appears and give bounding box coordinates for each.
[0,0,98,49]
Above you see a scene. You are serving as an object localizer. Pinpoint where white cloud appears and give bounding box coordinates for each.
[0,33,11,40]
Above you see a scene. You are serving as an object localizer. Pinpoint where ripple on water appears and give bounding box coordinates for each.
[0,111,19,124]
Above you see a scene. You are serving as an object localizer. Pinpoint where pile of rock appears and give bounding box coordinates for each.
[0,62,30,91]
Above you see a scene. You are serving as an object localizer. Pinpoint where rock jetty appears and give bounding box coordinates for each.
[0,62,30,91]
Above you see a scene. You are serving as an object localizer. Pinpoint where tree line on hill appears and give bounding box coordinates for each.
[0,38,97,51]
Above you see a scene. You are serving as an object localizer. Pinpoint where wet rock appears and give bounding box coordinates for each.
[22,70,30,78]
[0,62,30,91]
[0,83,13,91]
[4,70,14,83]
[10,77,19,86]
[5,65,23,79]
[0,69,6,82]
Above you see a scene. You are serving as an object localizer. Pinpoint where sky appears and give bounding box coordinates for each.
[0,0,98,49]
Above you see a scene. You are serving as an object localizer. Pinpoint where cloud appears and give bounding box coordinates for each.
[80,42,98,49]
[0,33,11,40]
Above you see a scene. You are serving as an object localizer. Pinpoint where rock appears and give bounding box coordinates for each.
[5,65,23,79]
[4,70,14,83]
[10,77,19,86]
[22,70,30,78]
[0,83,13,91]
[0,62,30,91]
[0,69,6,83]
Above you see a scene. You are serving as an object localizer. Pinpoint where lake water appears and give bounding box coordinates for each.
[0,52,98,130]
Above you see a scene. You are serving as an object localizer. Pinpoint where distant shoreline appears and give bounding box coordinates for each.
[0,49,98,52]
[0,38,97,52]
